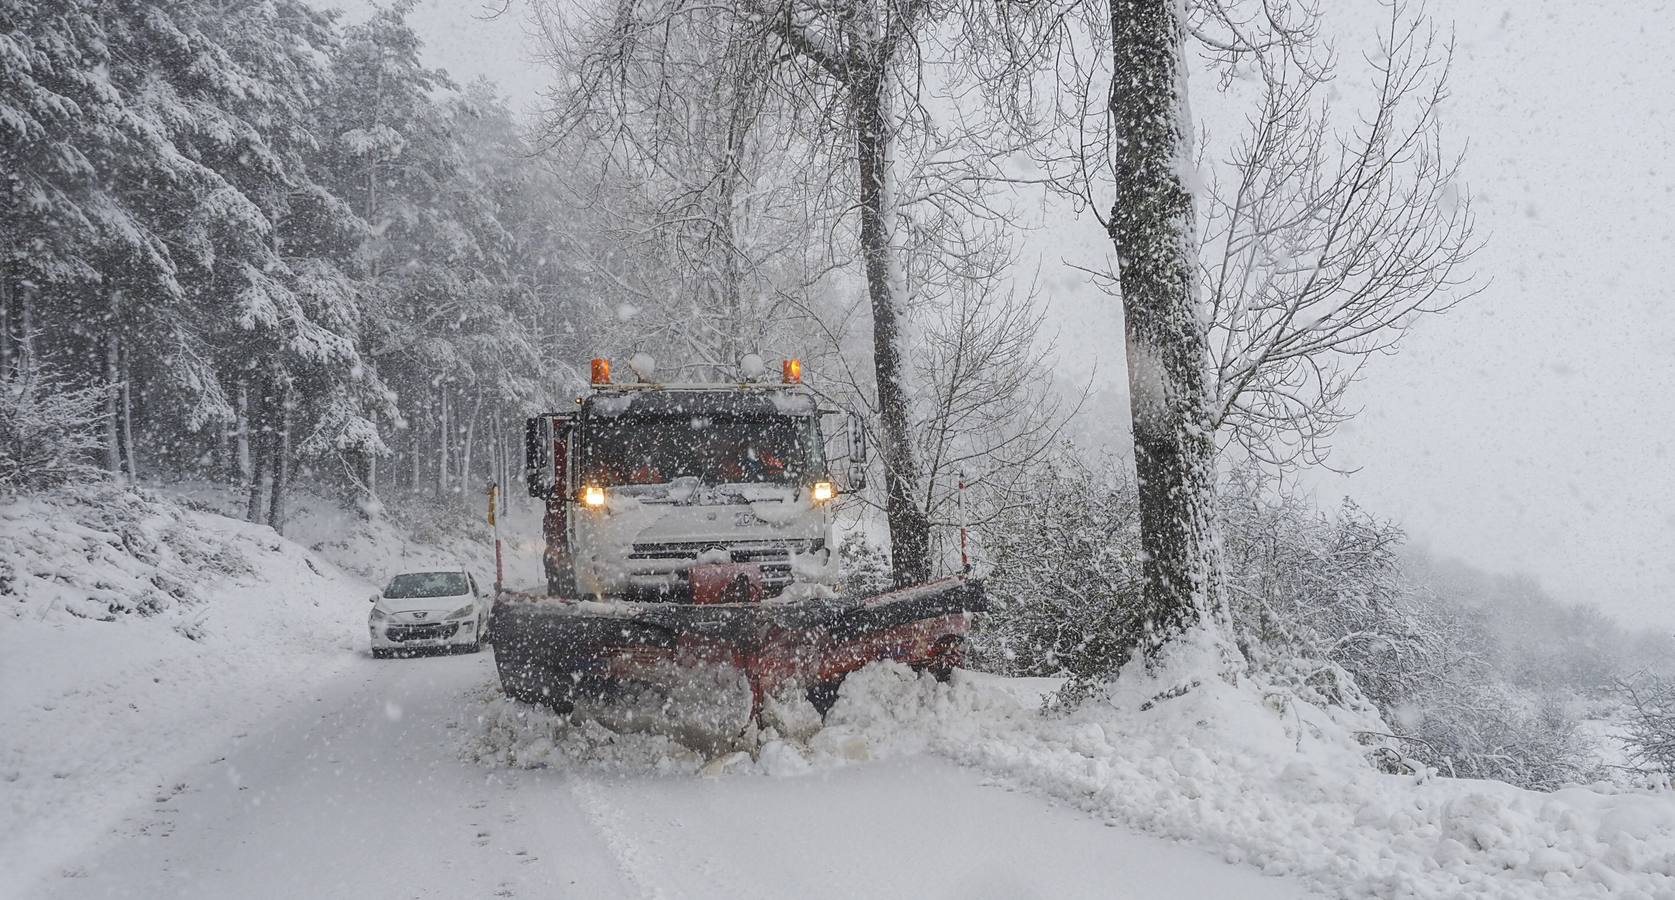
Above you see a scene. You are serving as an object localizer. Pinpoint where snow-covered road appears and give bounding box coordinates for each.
[30,650,1315,900]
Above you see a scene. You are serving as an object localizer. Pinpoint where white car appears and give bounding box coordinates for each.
[369,567,492,658]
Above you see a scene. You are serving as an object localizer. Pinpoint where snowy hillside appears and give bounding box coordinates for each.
[0,484,506,895]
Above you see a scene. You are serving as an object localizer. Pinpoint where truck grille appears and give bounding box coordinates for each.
[627,539,817,564]
[625,539,821,596]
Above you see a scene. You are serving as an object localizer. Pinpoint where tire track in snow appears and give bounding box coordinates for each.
[565,774,672,900]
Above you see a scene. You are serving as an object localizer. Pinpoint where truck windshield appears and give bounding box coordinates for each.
[384,572,469,599]
[583,414,823,487]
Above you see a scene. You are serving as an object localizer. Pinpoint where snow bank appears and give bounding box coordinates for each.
[0,484,375,894]
[827,663,1675,900]
[468,653,1675,899]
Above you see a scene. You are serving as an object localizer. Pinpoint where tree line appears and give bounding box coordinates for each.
[2,0,592,522]
[7,0,1481,689]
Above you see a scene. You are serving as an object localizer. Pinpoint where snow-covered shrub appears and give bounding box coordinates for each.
[970,450,1144,685]
[972,454,1603,789]
[1,483,252,622]
[837,531,892,596]
[0,363,106,494]
[1618,672,1675,774]
[1393,676,1597,790]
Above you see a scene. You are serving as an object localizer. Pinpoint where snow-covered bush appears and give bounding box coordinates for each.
[1395,677,1597,790]
[971,454,1604,790]
[1,483,252,622]
[970,450,1144,685]
[1618,672,1675,774]
[0,363,106,494]
[836,531,892,596]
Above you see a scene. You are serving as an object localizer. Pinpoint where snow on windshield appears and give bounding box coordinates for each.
[383,572,469,599]
[582,414,823,487]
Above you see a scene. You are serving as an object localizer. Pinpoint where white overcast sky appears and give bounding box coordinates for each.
[320,0,1675,629]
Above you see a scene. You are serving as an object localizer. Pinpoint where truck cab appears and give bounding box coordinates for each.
[526,358,848,602]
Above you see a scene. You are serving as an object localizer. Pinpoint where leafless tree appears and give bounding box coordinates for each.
[965,0,1473,673]
[530,0,829,371]
[1201,2,1479,470]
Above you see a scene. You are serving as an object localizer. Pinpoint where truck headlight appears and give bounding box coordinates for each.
[582,485,606,507]
[370,607,387,621]
[446,605,475,620]
[811,481,835,504]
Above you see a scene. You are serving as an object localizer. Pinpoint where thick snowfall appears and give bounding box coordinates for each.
[6,0,1675,898]
[2,486,1672,899]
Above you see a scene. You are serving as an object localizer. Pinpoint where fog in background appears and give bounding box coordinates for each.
[322,0,1675,628]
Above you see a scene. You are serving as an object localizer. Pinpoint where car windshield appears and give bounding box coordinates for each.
[383,572,469,599]
[582,414,823,487]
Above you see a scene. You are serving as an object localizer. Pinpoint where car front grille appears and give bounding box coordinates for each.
[385,622,460,642]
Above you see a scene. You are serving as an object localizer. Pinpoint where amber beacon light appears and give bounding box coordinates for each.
[782,358,802,383]
[590,357,611,385]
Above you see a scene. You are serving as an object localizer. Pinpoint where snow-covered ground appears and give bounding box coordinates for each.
[24,651,1317,900]
[4,487,1673,899]
[0,483,529,896]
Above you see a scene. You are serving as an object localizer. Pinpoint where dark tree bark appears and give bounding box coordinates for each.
[852,71,932,586]
[102,323,122,477]
[1106,0,1230,662]
[118,343,137,480]
[246,397,269,524]
[267,381,290,532]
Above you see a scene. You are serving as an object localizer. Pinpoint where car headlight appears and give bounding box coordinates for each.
[446,605,475,620]
[370,607,387,621]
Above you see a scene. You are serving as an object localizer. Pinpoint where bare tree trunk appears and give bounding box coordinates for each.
[119,343,138,480]
[18,288,31,372]
[247,394,269,523]
[498,413,511,515]
[1107,0,1231,663]
[853,72,931,586]
[436,386,450,499]
[102,323,122,478]
[267,382,290,533]
[460,387,482,502]
[234,382,252,485]
[0,249,13,378]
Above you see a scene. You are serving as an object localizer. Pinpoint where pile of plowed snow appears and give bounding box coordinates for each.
[467,652,1675,900]
[0,484,374,893]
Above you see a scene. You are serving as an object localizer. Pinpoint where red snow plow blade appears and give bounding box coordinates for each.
[489,576,984,743]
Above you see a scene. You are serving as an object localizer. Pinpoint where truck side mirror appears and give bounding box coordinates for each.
[525,416,552,498]
[849,417,868,464]
[526,414,575,500]
[847,417,869,491]
[368,593,381,604]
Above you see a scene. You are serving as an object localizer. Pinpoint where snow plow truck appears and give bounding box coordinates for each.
[489,355,985,743]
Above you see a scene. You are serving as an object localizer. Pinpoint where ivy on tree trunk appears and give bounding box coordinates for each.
[1106,0,1230,663]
